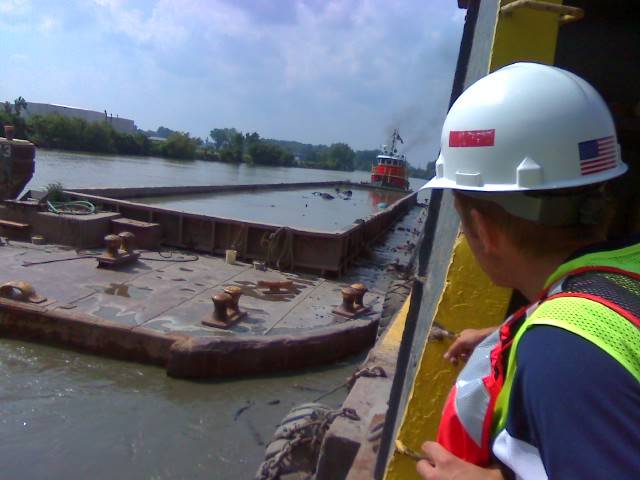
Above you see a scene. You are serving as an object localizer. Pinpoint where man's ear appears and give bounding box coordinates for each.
[469,208,501,256]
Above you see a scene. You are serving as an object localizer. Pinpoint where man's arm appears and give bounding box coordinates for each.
[444,326,498,365]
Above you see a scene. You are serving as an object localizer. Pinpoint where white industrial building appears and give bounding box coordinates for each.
[18,102,137,134]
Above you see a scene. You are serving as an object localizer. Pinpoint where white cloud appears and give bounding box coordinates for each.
[4,0,464,166]
[9,53,29,62]
[0,0,31,15]
[91,0,256,49]
[40,16,59,32]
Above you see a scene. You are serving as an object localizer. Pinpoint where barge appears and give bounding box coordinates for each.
[0,133,424,380]
[7,182,416,277]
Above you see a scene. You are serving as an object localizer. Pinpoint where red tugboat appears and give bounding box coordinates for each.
[370,128,411,191]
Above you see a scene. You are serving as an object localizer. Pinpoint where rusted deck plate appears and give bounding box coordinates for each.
[0,243,384,336]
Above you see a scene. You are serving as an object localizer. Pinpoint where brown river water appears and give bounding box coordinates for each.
[0,149,427,479]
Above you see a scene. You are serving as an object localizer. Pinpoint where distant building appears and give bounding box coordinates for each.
[19,101,137,134]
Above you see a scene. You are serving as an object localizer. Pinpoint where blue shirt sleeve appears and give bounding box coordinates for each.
[505,325,640,479]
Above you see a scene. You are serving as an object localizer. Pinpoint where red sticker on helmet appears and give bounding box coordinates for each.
[449,130,495,147]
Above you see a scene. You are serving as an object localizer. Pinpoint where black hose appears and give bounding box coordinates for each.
[138,248,199,262]
[138,255,199,262]
[22,249,199,266]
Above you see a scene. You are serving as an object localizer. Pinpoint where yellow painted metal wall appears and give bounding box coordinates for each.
[384,1,565,478]
[490,0,562,70]
[385,235,511,478]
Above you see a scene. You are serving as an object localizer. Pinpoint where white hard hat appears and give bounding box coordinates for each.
[422,62,627,192]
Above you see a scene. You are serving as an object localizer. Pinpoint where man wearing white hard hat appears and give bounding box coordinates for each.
[416,63,639,480]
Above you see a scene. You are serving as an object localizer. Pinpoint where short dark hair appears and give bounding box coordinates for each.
[454,191,609,256]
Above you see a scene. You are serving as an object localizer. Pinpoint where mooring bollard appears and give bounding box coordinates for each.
[223,285,242,313]
[203,290,247,329]
[3,125,15,141]
[104,234,122,259]
[333,283,371,318]
[351,283,368,307]
[340,287,357,313]
[97,233,140,268]
[212,292,232,323]
[118,231,135,254]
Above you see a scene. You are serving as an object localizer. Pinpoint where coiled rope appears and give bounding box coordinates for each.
[260,227,295,271]
[47,200,96,215]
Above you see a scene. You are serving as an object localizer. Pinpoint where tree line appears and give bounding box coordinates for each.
[206,128,359,171]
[1,97,433,176]
[1,101,200,159]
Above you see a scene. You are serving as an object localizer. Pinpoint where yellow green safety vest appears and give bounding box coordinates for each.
[493,241,640,435]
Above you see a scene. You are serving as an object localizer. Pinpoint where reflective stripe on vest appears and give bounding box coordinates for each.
[437,300,543,466]
[493,293,640,435]
[454,329,499,446]
[437,241,640,466]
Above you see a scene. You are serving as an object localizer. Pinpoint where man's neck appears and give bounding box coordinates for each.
[511,249,576,302]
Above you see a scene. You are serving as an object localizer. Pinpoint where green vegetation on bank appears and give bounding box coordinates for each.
[1,103,200,159]
[1,97,433,177]
[206,128,357,171]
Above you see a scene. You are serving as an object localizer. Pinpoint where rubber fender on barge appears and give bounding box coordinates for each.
[255,402,333,480]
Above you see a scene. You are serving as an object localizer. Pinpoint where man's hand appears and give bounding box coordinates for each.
[444,327,497,365]
[416,442,503,480]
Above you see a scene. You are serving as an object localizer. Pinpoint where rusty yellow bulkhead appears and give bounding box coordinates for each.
[383,1,566,478]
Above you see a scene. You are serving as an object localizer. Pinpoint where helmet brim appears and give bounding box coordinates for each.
[420,163,628,192]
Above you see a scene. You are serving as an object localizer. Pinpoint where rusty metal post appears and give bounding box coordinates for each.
[118,231,136,254]
[104,234,122,259]
[223,285,242,313]
[4,125,15,141]
[351,283,368,307]
[340,287,357,313]
[212,293,232,323]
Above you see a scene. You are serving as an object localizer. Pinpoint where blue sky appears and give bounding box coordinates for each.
[2,0,465,168]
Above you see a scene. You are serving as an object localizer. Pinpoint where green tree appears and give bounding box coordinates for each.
[245,132,260,147]
[209,128,239,150]
[218,149,236,163]
[210,128,226,149]
[231,131,244,162]
[162,132,198,159]
[113,130,151,155]
[13,96,27,116]
[0,101,27,138]
[318,143,355,171]
[156,126,175,138]
[83,121,116,153]
[248,142,282,166]
[208,128,244,163]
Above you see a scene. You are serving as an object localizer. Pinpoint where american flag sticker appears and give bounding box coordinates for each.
[578,136,617,175]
